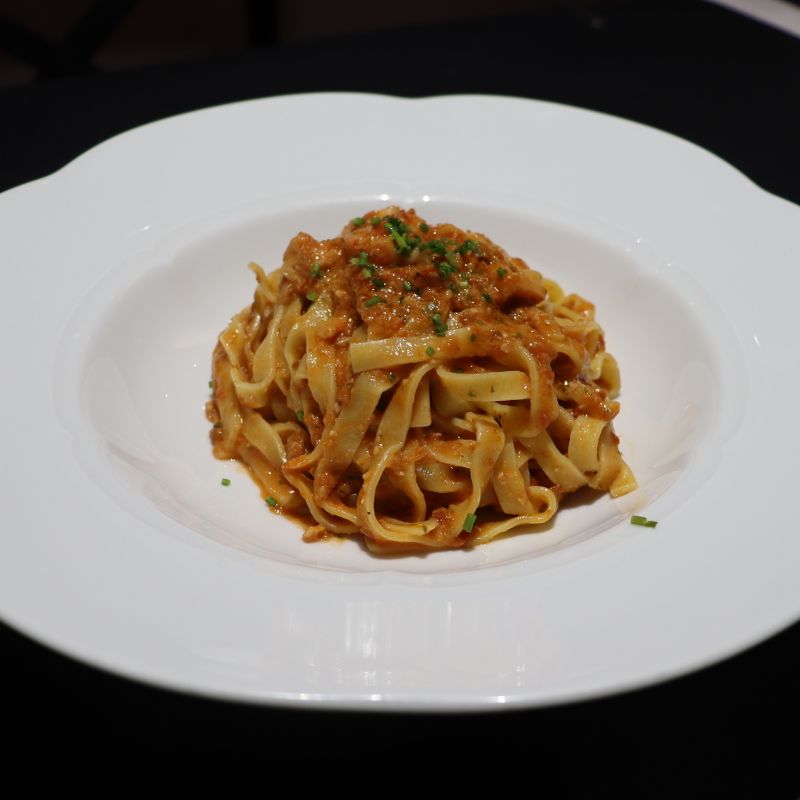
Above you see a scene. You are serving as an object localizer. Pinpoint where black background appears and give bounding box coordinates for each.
[2,1,799,792]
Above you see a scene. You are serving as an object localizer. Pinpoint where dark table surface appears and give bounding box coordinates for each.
[3,0,799,791]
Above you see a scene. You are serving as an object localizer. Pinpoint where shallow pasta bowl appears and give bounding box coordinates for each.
[0,93,797,709]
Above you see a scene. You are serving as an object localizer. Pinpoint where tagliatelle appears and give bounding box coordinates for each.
[207,208,637,552]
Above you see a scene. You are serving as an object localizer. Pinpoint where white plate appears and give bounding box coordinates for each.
[1,93,798,710]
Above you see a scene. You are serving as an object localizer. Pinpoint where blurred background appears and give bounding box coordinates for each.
[0,0,629,86]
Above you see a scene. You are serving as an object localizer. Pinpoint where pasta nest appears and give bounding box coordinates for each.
[208,208,635,552]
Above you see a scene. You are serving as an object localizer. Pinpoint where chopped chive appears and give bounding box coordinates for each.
[435,261,457,279]
[351,216,365,227]
[266,496,278,507]
[388,230,409,252]
[372,278,386,289]
[221,478,231,486]
[422,239,448,256]
[457,239,480,255]
[402,280,413,292]
[296,410,304,422]
[208,380,214,388]
[631,515,658,528]
[481,292,492,303]
[310,262,322,278]
[458,277,469,289]
[385,216,409,234]
[365,295,385,307]
[463,512,477,533]
[432,313,447,336]
[496,267,508,278]
[469,333,477,342]
[370,216,381,225]
[350,251,370,268]
[419,222,429,233]
[384,216,413,254]
[306,290,318,302]
[425,345,436,357]
[361,266,374,277]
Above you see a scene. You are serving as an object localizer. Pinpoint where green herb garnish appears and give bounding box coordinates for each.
[365,296,385,307]
[372,278,386,289]
[384,216,413,254]
[457,239,480,255]
[266,496,278,507]
[481,292,492,303]
[631,515,658,528]
[496,267,507,278]
[306,290,318,302]
[432,313,447,336]
[221,478,231,486]
[419,222,430,233]
[425,346,436,357]
[296,410,304,422]
[402,280,413,292]
[463,512,477,533]
[422,239,449,256]
[350,252,368,266]
[422,239,460,278]
[351,217,365,227]
[310,262,322,278]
